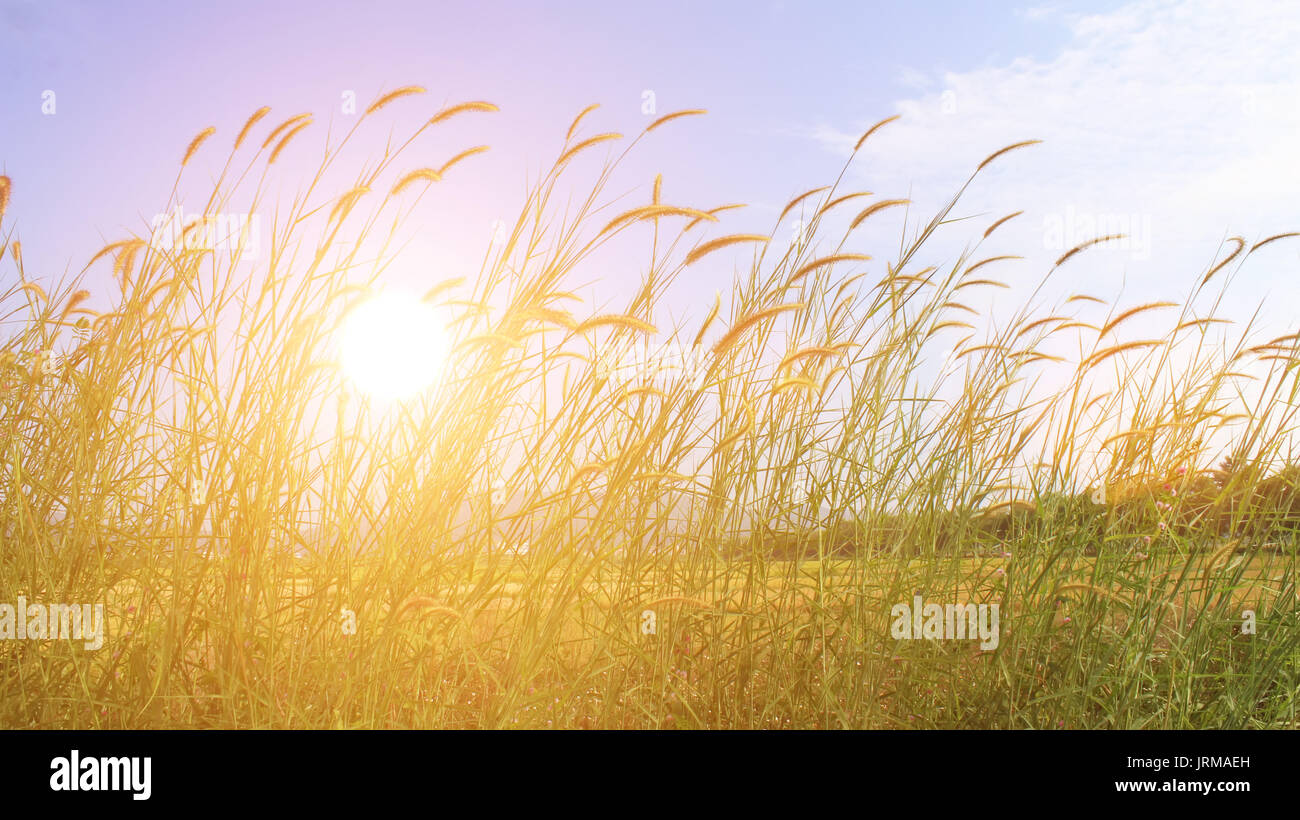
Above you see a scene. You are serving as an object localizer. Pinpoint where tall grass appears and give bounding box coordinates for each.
[0,93,1294,729]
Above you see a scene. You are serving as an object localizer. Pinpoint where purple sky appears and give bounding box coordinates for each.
[2,0,1296,338]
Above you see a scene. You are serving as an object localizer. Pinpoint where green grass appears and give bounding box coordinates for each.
[0,93,1295,729]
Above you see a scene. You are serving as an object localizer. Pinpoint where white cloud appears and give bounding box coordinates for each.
[814,0,1300,334]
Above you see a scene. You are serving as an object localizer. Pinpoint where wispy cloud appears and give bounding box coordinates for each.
[813,0,1300,331]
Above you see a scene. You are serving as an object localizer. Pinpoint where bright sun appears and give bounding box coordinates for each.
[339,291,450,401]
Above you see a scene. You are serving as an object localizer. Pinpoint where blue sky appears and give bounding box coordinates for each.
[1,0,1297,337]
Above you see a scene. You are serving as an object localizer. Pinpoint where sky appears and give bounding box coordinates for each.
[1,0,1298,340]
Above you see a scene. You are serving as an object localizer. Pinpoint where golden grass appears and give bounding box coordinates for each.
[1,96,1295,732]
[182,126,216,166]
[645,109,708,133]
[684,233,770,266]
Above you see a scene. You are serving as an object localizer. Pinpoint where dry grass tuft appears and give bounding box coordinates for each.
[182,126,216,166]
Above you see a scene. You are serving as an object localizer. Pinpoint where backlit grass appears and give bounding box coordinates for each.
[0,93,1295,729]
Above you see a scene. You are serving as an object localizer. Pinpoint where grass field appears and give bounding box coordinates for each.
[0,91,1296,729]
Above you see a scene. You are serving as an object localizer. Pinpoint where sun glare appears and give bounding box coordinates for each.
[339,292,449,401]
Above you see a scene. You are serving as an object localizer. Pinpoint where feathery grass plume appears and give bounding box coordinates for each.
[566,104,600,142]
[712,302,804,355]
[975,139,1042,173]
[1081,392,1111,415]
[365,85,425,116]
[778,345,842,373]
[953,278,1009,291]
[956,343,1004,360]
[421,277,465,303]
[328,185,370,225]
[1256,354,1298,368]
[1056,321,1100,333]
[268,119,313,164]
[1014,315,1068,340]
[234,106,271,150]
[1081,340,1164,371]
[575,313,657,336]
[85,239,138,271]
[834,272,867,300]
[830,294,857,328]
[786,253,872,287]
[964,255,1022,276]
[111,241,145,285]
[556,133,622,167]
[925,321,975,341]
[182,126,216,166]
[1247,339,1297,354]
[777,186,830,225]
[0,175,10,220]
[1066,293,1106,305]
[685,234,770,266]
[515,306,576,331]
[10,240,21,267]
[1098,301,1178,337]
[941,301,979,316]
[1254,332,1300,349]
[180,217,211,251]
[771,376,821,396]
[438,145,490,177]
[57,290,91,322]
[429,100,499,127]
[1054,233,1126,268]
[883,267,937,288]
[1025,352,1066,365]
[19,281,45,304]
[1201,237,1245,286]
[685,203,745,232]
[1175,317,1232,334]
[854,114,901,152]
[849,199,909,230]
[983,210,1023,239]
[1248,231,1300,253]
[261,113,311,149]
[598,205,717,238]
[819,364,846,394]
[143,276,179,304]
[817,191,873,216]
[391,168,442,196]
[715,403,755,451]
[652,174,662,205]
[645,108,707,133]
[693,291,722,347]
